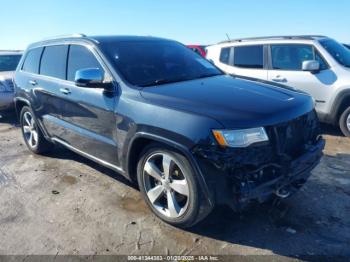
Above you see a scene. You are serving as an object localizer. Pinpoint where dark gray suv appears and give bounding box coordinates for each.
[14,34,324,227]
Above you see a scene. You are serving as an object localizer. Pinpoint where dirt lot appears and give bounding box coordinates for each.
[0,113,349,257]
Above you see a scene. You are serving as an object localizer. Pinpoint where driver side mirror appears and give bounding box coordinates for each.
[75,68,104,87]
[302,60,320,73]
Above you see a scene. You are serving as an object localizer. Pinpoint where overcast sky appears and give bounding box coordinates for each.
[1,0,349,50]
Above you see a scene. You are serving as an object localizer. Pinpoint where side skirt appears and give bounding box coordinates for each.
[51,137,126,175]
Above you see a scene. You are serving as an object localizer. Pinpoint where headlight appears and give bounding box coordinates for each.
[212,127,269,148]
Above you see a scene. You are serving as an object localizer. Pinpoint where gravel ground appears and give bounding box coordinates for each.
[0,112,349,258]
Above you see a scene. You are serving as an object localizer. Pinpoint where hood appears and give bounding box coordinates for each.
[140,75,314,128]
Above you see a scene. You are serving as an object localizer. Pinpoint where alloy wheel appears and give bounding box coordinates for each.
[347,113,350,132]
[22,111,38,148]
[143,152,190,218]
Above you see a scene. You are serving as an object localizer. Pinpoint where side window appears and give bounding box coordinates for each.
[219,47,231,65]
[67,45,103,82]
[271,45,315,70]
[22,47,43,74]
[40,45,68,79]
[315,51,328,70]
[233,45,264,69]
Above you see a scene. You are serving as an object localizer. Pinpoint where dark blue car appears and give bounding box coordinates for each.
[14,35,324,227]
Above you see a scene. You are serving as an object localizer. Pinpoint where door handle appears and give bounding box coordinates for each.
[272,75,287,83]
[29,80,37,86]
[60,88,71,95]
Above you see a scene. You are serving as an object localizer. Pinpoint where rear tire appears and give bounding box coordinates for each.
[339,106,350,137]
[20,106,53,154]
[137,143,208,228]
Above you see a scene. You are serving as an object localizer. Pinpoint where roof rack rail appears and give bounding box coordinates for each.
[40,33,87,42]
[0,50,23,52]
[219,35,327,44]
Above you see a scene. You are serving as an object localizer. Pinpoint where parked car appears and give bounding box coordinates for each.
[187,45,207,57]
[14,35,324,227]
[344,43,350,50]
[0,51,22,111]
[206,35,350,137]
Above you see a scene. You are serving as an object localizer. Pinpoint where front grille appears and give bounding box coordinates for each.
[268,110,320,159]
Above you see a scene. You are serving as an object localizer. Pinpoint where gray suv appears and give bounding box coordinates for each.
[14,35,324,227]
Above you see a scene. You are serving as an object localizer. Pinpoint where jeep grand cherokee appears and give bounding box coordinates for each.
[14,35,324,227]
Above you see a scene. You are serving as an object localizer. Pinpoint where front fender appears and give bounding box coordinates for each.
[126,131,216,213]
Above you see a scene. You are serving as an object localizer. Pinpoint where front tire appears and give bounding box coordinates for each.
[20,106,53,154]
[339,106,350,137]
[137,143,207,228]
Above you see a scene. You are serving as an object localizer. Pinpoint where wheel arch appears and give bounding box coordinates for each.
[126,132,214,208]
[14,97,31,119]
[329,89,350,124]
[15,97,51,140]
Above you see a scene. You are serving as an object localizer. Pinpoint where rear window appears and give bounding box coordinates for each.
[40,45,68,79]
[219,47,231,64]
[0,55,22,72]
[22,48,43,74]
[233,45,264,69]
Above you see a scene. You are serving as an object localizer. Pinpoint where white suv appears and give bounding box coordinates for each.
[206,36,350,137]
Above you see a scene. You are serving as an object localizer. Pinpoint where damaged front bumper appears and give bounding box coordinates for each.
[192,110,325,210]
[237,138,325,203]
[193,138,325,210]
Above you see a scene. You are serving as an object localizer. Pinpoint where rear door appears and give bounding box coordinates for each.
[57,44,118,166]
[35,45,69,137]
[267,44,335,113]
[222,45,268,80]
[15,47,44,109]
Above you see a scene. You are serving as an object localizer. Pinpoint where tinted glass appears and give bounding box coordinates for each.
[220,47,230,64]
[234,45,263,68]
[320,39,350,68]
[271,45,314,70]
[271,45,328,70]
[315,51,328,70]
[0,55,22,72]
[100,40,222,87]
[40,45,68,79]
[22,48,43,74]
[67,45,103,81]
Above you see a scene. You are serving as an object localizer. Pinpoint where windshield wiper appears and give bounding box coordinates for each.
[139,73,223,87]
[139,78,187,87]
[196,73,223,79]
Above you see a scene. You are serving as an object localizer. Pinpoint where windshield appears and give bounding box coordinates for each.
[319,39,350,68]
[100,40,222,87]
[0,54,22,72]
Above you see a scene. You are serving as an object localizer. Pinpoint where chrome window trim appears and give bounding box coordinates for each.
[19,40,114,85]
